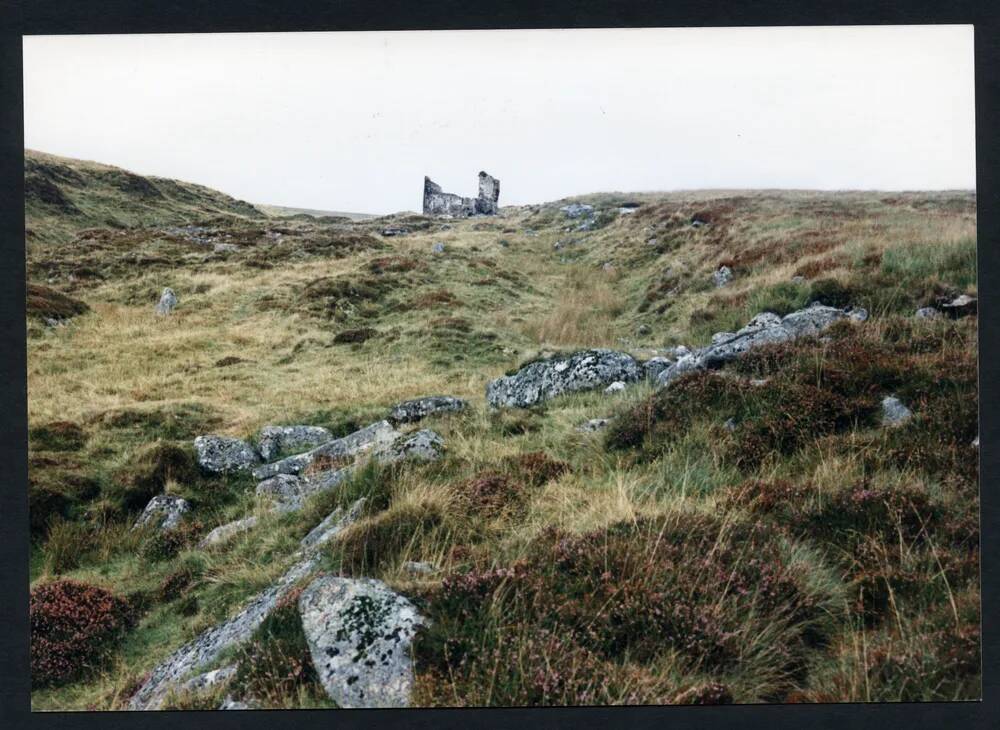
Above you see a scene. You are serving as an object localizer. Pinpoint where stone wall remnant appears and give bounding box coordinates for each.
[423,171,499,217]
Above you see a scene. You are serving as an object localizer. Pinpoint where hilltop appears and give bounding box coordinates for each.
[25,152,979,709]
[25,150,265,246]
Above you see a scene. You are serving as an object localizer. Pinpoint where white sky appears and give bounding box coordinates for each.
[23,26,975,215]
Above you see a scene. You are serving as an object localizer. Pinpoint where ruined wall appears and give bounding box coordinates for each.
[423,172,500,217]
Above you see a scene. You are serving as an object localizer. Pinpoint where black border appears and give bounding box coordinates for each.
[1,2,997,729]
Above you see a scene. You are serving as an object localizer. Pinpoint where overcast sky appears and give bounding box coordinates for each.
[23,26,975,215]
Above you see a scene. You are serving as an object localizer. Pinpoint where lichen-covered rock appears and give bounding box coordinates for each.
[604,381,626,395]
[252,420,399,480]
[387,396,468,425]
[713,266,733,288]
[401,561,436,576]
[219,697,253,710]
[255,425,332,462]
[657,304,855,387]
[255,474,307,513]
[431,242,445,254]
[300,499,366,550]
[194,435,261,474]
[376,430,444,464]
[915,306,941,320]
[179,664,236,696]
[487,349,642,408]
[560,203,594,218]
[128,500,367,711]
[133,495,191,531]
[299,576,425,708]
[198,516,258,548]
[642,357,672,382]
[881,396,913,427]
[128,555,320,710]
[155,287,178,315]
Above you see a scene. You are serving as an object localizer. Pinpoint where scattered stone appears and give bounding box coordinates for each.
[560,203,594,218]
[657,304,857,387]
[133,495,191,531]
[155,288,178,315]
[881,396,913,427]
[636,324,652,337]
[711,331,736,345]
[604,381,626,395]
[713,266,733,288]
[848,307,869,322]
[431,242,446,254]
[642,357,672,382]
[602,262,615,272]
[915,306,941,320]
[376,429,445,464]
[194,435,261,474]
[299,575,426,709]
[646,237,659,246]
[198,516,258,549]
[723,418,737,431]
[256,425,333,463]
[213,243,239,253]
[939,294,977,318]
[665,345,691,359]
[252,420,400,480]
[791,275,806,283]
[487,349,642,409]
[576,418,610,433]
[387,396,468,425]
[401,561,436,576]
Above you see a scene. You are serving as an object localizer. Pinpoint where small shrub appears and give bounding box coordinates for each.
[28,486,71,538]
[491,409,544,436]
[459,472,525,516]
[43,518,94,573]
[30,580,133,686]
[500,451,570,487]
[808,277,856,308]
[29,421,87,452]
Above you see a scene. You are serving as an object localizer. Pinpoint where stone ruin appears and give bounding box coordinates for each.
[423,171,499,217]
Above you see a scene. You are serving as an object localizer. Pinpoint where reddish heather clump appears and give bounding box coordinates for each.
[30,579,134,686]
[501,451,570,487]
[460,472,525,515]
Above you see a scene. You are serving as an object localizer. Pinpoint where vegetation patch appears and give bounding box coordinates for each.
[30,580,135,687]
[109,441,199,512]
[26,283,89,321]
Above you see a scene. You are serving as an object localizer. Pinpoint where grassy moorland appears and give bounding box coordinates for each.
[26,151,978,708]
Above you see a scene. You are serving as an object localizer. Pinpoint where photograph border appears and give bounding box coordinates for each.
[1,2,996,729]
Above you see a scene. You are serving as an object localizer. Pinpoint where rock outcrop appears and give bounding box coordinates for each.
[713,266,733,288]
[255,425,333,462]
[423,172,499,217]
[299,575,426,708]
[388,396,468,425]
[194,435,261,474]
[133,495,191,531]
[376,429,445,464]
[486,350,642,409]
[251,420,399,480]
[127,499,366,710]
[657,304,860,387]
